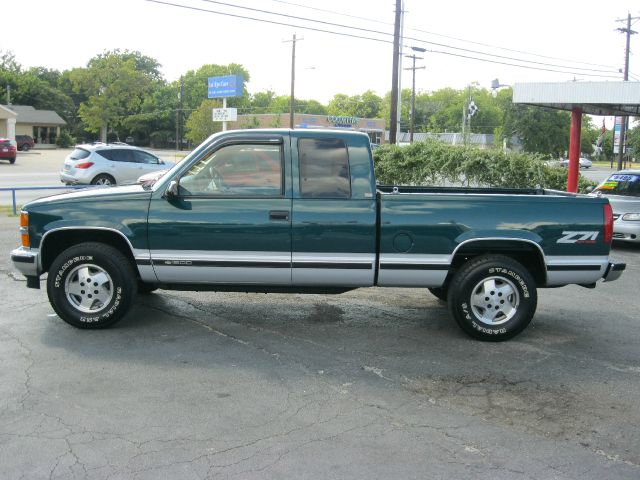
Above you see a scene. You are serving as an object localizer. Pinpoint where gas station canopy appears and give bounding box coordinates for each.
[513,81,640,117]
[512,81,640,192]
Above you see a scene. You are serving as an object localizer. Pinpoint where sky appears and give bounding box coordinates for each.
[3,0,640,109]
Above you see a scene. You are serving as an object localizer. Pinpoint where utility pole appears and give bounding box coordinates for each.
[389,0,402,144]
[6,84,10,105]
[284,33,302,129]
[404,49,425,143]
[615,13,638,170]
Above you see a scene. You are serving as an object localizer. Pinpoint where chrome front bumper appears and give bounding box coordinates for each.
[602,262,626,282]
[10,246,40,278]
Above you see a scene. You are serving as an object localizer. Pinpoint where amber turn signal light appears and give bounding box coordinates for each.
[20,212,29,247]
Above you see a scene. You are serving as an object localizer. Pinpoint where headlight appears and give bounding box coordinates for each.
[621,213,640,221]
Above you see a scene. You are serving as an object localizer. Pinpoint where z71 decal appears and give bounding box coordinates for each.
[557,231,599,244]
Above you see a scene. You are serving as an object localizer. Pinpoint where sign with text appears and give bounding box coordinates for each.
[212,108,238,122]
[207,75,243,98]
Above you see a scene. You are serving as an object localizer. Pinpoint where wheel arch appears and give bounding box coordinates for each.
[40,227,140,277]
[446,238,547,288]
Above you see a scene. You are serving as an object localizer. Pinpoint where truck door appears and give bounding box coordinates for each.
[147,134,292,285]
[291,134,377,287]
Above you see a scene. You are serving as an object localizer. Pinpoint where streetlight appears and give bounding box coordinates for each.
[490,78,510,97]
[405,46,426,143]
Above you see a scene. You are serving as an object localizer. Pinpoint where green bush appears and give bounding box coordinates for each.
[56,130,76,148]
[373,140,595,192]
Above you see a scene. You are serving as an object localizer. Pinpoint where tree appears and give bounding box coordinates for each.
[327,90,383,119]
[69,50,163,141]
[184,99,221,145]
[627,123,640,160]
[509,105,570,157]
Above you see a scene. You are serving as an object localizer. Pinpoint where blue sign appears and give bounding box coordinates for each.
[207,75,244,98]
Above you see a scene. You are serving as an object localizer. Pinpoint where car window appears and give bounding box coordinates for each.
[178,143,283,197]
[133,150,159,164]
[298,137,351,198]
[596,174,640,197]
[69,148,91,160]
[99,149,134,162]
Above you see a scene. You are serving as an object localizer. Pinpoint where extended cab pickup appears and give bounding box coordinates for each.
[11,129,626,341]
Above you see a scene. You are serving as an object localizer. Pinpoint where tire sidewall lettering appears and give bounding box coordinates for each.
[488,267,530,298]
[53,255,93,288]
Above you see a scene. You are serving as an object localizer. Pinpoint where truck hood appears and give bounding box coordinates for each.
[25,185,152,208]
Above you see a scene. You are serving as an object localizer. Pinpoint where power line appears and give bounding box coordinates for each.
[144,0,621,78]
[426,49,621,78]
[266,0,622,70]
[195,0,618,74]
[144,0,392,44]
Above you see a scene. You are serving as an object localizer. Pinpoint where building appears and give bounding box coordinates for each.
[0,105,67,147]
[229,113,386,145]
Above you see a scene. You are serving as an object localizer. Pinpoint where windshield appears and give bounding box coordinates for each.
[595,173,640,197]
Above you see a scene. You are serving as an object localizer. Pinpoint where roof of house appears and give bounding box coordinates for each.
[2,105,66,126]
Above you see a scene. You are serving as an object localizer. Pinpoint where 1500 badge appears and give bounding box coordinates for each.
[557,231,599,244]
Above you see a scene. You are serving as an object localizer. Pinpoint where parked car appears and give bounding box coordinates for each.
[0,138,17,164]
[590,170,640,243]
[60,143,175,186]
[559,157,592,168]
[16,135,35,151]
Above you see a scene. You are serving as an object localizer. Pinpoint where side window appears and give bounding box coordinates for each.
[178,143,283,196]
[133,151,159,164]
[298,138,351,198]
[97,150,114,161]
[100,149,133,163]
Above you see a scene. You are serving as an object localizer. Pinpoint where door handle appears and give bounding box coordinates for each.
[269,210,290,221]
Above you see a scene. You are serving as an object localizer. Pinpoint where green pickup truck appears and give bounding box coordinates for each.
[10,129,625,341]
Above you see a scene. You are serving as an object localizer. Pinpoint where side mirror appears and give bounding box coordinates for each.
[585,186,595,194]
[165,180,179,197]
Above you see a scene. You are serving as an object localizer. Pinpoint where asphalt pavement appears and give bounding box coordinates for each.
[1,210,639,478]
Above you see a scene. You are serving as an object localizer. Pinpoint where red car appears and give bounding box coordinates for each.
[0,138,17,164]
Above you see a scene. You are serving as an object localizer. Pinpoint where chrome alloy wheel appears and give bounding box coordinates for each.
[470,276,520,326]
[64,264,114,313]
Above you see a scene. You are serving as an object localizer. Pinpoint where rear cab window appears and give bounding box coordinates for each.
[298,137,351,198]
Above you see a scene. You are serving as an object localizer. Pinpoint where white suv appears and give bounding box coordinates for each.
[60,143,175,186]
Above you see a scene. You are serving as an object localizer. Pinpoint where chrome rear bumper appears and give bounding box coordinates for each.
[602,262,626,282]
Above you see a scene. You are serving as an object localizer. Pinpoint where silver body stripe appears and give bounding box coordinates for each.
[138,250,610,288]
[545,255,609,286]
[378,253,451,287]
[149,250,291,284]
[292,252,375,286]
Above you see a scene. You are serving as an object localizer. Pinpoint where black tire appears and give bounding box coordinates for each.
[9,156,16,164]
[91,174,116,186]
[447,255,537,341]
[46,242,137,328]
[20,144,30,151]
[428,287,448,302]
[137,281,158,295]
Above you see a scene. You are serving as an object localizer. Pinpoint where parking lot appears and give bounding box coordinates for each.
[1,150,639,479]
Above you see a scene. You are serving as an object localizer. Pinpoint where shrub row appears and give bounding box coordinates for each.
[373,140,595,192]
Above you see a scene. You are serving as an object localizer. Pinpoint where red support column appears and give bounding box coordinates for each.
[567,107,582,193]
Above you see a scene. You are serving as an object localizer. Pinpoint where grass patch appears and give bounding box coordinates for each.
[0,205,20,216]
